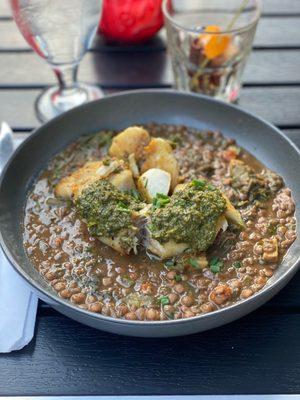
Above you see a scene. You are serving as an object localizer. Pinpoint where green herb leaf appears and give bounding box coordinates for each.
[168,140,177,149]
[191,179,206,189]
[116,201,130,212]
[147,224,154,232]
[85,245,93,253]
[174,274,182,282]
[66,199,73,209]
[189,258,200,269]
[152,193,170,209]
[267,222,278,236]
[122,275,135,286]
[129,188,142,201]
[159,296,170,306]
[209,256,223,274]
[164,259,175,268]
[232,261,242,269]
[102,157,111,166]
[156,193,170,200]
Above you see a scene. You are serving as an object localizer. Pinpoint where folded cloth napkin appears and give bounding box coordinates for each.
[0,249,38,352]
[0,123,38,353]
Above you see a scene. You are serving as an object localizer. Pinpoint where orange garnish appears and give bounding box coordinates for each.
[198,25,231,60]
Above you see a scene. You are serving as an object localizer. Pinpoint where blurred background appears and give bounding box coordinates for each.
[0,0,299,130]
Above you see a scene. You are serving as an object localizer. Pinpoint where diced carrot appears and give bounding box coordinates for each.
[140,282,153,294]
[222,146,239,161]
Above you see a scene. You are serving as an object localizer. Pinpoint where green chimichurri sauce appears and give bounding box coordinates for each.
[148,180,227,251]
[75,180,143,249]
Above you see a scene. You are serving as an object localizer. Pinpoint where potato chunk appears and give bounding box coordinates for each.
[137,168,171,202]
[262,238,278,263]
[141,138,179,191]
[109,126,150,159]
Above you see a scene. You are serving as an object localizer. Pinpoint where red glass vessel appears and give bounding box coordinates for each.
[99,0,166,44]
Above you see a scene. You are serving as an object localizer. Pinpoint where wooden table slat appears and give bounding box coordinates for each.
[1,17,300,51]
[262,0,300,14]
[2,0,300,19]
[1,50,300,88]
[1,311,300,396]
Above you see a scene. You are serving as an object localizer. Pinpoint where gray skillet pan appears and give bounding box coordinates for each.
[0,90,299,337]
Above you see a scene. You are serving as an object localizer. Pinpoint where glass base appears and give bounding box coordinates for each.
[35,83,104,123]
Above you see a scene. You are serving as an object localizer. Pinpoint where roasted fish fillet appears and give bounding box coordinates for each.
[55,159,135,199]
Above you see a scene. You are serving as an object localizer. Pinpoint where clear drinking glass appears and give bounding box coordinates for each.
[162,0,261,102]
[10,0,103,122]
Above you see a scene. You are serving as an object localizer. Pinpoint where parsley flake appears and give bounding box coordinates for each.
[209,256,223,274]
[232,261,242,269]
[159,296,170,306]
[152,193,170,209]
[191,179,206,189]
[189,258,200,269]
[164,259,175,268]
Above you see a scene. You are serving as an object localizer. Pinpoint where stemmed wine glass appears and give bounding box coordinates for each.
[10,0,103,122]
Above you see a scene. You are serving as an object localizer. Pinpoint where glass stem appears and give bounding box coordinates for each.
[53,64,79,97]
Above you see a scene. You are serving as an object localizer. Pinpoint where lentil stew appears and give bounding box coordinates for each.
[23,124,297,321]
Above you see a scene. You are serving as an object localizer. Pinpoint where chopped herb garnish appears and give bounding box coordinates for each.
[191,179,206,189]
[66,199,73,209]
[129,188,142,201]
[232,261,242,269]
[168,140,177,149]
[116,201,130,212]
[165,311,175,319]
[174,274,182,282]
[159,296,170,306]
[123,275,135,286]
[96,131,113,147]
[152,193,170,209]
[189,258,200,269]
[164,259,175,268]
[102,157,111,166]
[144,178,148,188]
[85,245,93,253]
[52,165,63,180]
[114,166,123,174]
[267,221,278,236]
[209,256,223,274]
[147,224,154,232]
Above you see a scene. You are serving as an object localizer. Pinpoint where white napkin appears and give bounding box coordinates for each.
[0,249,38,352]
[0,127,38,353]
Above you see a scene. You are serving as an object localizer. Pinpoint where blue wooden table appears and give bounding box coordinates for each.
[0,0,299,396]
